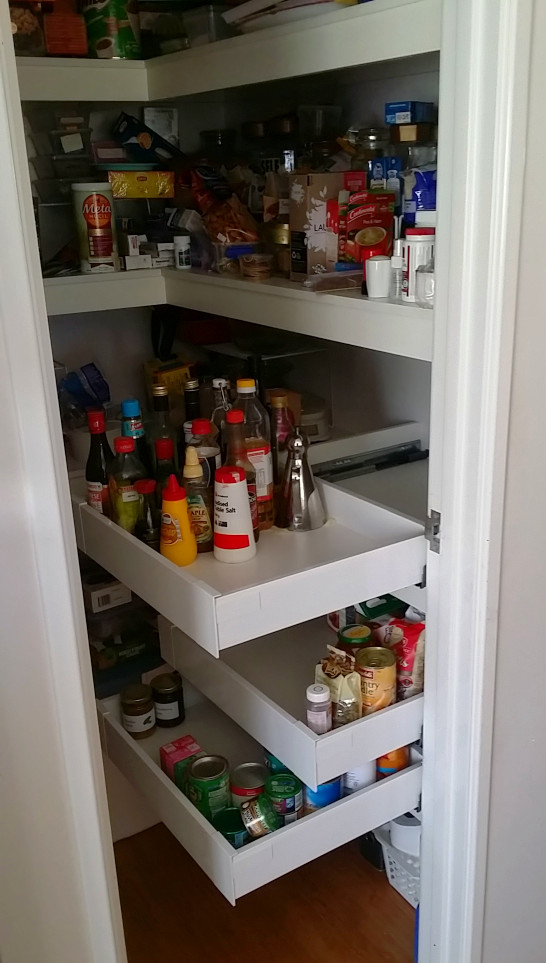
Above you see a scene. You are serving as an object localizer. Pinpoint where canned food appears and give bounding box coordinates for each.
[303,777,342,814]
[213,807,249,849]
[187,754,230,821]
[72,182,119,274]
[265,774,303,824]
[377,745,409,779]
[240,794,281,837]
[337,623,373,655]
[356,646,396,715]
[231,762,267,808]
[342,761,376,795]
[264,749,290,774]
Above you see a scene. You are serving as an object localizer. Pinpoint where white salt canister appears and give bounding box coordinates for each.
[401,227,435,302]
[213,466,256,563]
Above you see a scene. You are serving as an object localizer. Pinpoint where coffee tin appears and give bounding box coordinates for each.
[356,646,396,715]
[240,794,281,837]
[72,182,119,274]
[187,754,230,821]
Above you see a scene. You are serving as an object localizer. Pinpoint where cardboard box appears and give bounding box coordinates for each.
[108,170,175,199]
[384,101,435,125]
[82,578,132,615]
[124,254,153,270]
[338,190,395,265]
[118,233,140,257]
[160,735,206,790]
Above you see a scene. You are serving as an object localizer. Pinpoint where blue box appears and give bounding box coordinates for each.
[385,101,435,125]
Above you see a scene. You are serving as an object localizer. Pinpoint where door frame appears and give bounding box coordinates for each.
[420,0,533,960]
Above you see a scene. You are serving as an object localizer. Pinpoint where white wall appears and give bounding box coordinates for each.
[481,3,546,960]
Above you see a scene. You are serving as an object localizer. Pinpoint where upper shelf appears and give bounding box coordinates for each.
[44,270,434,362]
[17,0,441,102]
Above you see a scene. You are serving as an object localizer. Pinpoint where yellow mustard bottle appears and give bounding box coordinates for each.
[160,474,197,567]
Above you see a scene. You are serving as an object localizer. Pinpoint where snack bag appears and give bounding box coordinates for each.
[374,616,425,699]
[315,645,362,727]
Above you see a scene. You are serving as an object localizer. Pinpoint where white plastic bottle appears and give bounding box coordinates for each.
[213,466,257,563]
[306,684,332,734]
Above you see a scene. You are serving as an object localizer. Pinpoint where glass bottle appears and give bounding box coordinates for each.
[85,409,114,517]
[186,418,221,488]
[108,436,146,533]
[150,384,177,463]
[182,445,214,553]
[233,378,274,530]
[154,437,177,509]
[121,398,153,474]
[306,683,332,734]
[211,377,232,459]
[270,392,295,488]
[134,479,160,551]
[184,378,201,422]
[224,409,259,543]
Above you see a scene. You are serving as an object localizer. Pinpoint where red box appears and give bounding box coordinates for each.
[338,190,395,265]
[159,734,205,790]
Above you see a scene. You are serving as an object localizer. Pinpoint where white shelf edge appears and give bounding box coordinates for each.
[16,0,440,102]
[45,268,433,361]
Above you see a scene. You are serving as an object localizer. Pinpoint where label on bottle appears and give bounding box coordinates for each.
[119,485,139,503]
[155,701,180,721]
[186,493,213,544]
[197,448,222,487]
[247,480,259,531]
[122,709,155,733]
[86,480,108,514]
[246,444,273,501]
[306,706,332,735]
[122,416,144,439]
[214,479,253,551]
[161,512,182,544]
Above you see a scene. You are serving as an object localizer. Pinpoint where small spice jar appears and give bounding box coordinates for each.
[120,684,156,740]
[151,672,185,727]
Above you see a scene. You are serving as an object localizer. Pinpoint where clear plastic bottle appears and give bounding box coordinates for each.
[211,377,232,458]
[182,446,214,553]
[224,409,259,543]
[121,398,153,474]
[233,378,274,530]
[306,683,332,735]
[186,418,221,488]
[108,436,146,533]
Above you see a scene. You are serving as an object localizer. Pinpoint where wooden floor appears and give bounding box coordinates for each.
[115,824,415,963]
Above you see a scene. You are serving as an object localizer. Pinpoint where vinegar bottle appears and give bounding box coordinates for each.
[160,474,197,567]
[85,409,113,516]
[233,378,274,530]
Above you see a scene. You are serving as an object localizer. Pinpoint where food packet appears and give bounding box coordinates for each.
[374,615,425,699]
[204,194,260,245]
[315,645,362,727]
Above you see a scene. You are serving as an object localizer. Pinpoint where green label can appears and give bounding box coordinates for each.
[82,0,141,60]
[213,807,249,849]
[240,795,281,837]
[187,755,230,822]
[265,774,303,825]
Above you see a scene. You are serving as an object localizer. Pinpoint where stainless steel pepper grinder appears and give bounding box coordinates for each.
[275,426,327,531]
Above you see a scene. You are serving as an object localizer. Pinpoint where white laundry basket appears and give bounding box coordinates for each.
[374,825,420,908]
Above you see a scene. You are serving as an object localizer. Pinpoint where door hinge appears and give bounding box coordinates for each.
[425,509,441,553]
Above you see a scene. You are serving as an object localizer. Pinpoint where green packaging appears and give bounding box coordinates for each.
[82,0,141,60]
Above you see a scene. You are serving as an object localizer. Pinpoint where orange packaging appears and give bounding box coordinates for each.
[356,646,396,716]
[338,190,395,265]
[376,746,409,779]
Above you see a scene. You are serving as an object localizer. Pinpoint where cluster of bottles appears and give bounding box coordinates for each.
[85,376,325,568]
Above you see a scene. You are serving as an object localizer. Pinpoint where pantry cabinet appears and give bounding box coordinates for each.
[0,0,540,961]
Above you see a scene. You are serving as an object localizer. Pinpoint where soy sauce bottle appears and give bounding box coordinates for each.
[85,409,114,517]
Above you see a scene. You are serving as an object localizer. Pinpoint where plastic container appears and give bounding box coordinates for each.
[401,228,436,302]
[159,474,198,567]
[374,825,420,908]
[306,683,332,734]
[49,127,92,155]
[415,259,435,309]
[52,154,95,179]
[183,4,235,46]
[212,241,261,275]
[138,1,190,58]
[213,466,256,563]
[298,105,342,142]
[233,378,274,530]
[239,253,273,281]
[10,2,46,57]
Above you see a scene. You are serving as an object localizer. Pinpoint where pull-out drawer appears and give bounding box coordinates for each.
[98,696,421,904]
[160,615,423,790]
[71,472,425,656]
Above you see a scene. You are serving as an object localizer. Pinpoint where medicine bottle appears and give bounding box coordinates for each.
[306,683,332,734]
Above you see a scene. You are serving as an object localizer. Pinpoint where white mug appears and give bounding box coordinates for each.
[366,255,391,298]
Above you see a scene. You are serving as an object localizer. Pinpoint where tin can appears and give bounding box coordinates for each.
[187,755,230,821]
[231,762,267,808]
[240,794,281,838]
[264,749,290,774]
[356,646,396,715]
[72,182,119,274]
[377,745,409,779]
[265,774,303,824]
[342,761,376,795]
[212,807,249,849]
[82,0,141,60]
[337,623,373,655]
[303,777,342,814]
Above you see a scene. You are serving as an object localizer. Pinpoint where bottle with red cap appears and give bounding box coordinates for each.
[154,437,177,509]
[233,378,274,531]
[224,408,259,543]
[186,418,221,487]
[135,479,160,552]
[214,466,257,563]
[85,409,114,517]
[108,436,146,533]
[160,474,197,567]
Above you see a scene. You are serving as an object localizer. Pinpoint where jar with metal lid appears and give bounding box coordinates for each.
[350,126,390,169]
[151,672,185,727]
[263,221,290,277]
[336,623,373,656]
[120,684,156,740]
